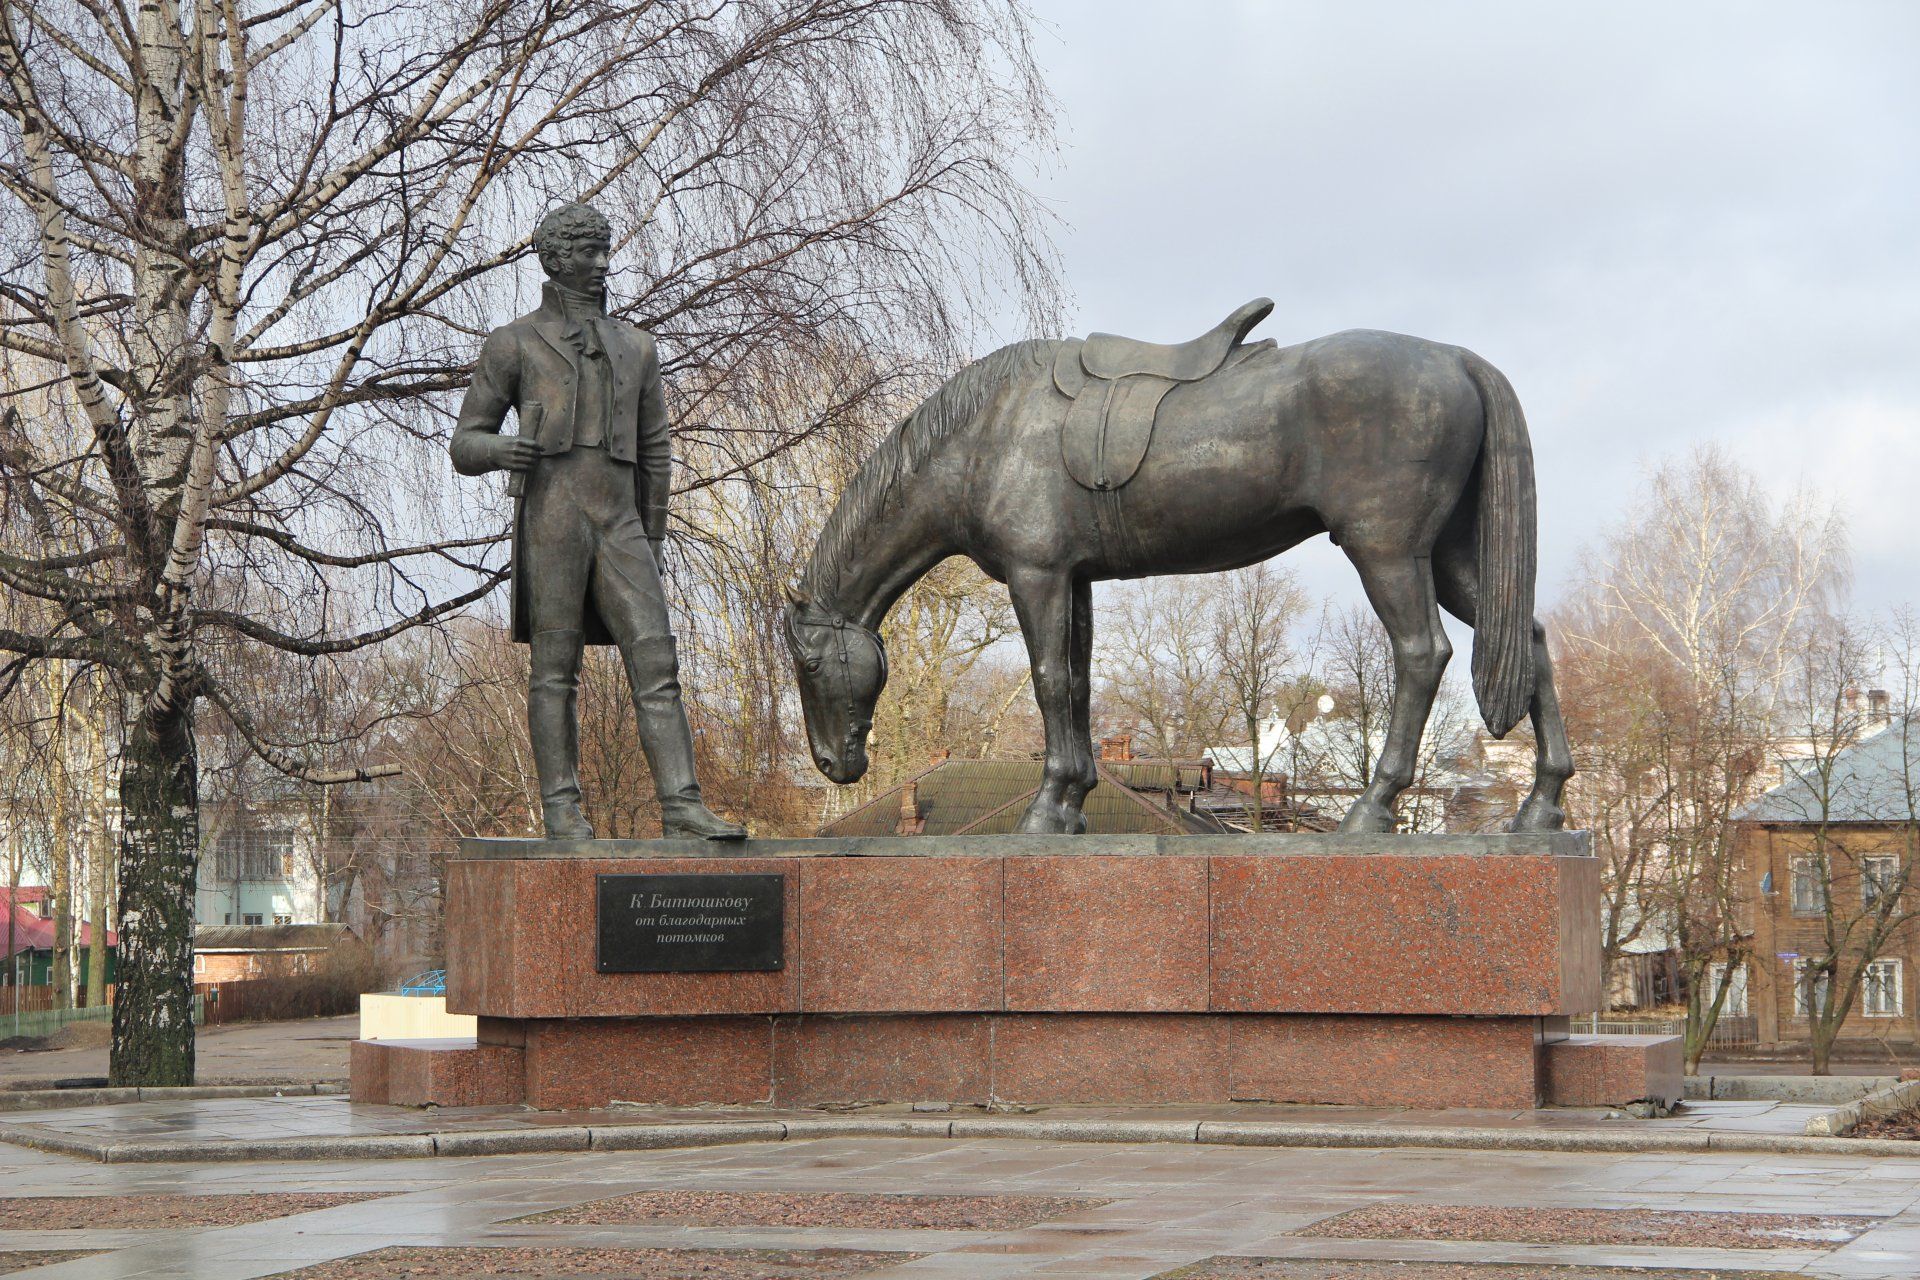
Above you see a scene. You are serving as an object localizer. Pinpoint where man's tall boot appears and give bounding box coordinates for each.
[529,629,595,840]
[623,636,747,840]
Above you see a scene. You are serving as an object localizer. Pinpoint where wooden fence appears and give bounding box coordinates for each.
[194,976,361,1026]
[1,985,119,1015]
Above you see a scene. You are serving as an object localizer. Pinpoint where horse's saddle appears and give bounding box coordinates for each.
[1054,298,1273,491]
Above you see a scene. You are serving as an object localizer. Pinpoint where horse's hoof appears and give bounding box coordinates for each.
[1336,800,1395,834]
[1506,800,1567,833]
[1015,801,1074,835]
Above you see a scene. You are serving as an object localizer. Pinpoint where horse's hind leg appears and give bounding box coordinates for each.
[1432,540,1572,831]
[1338,550,1452,833]
[1008,567,1097,834]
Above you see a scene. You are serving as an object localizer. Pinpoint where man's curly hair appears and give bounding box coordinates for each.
[534,202,612,276]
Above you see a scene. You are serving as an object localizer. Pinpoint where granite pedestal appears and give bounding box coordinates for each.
[352,833,1679,1111]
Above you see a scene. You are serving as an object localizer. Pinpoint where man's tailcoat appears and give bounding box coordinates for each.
[450,283,671,644]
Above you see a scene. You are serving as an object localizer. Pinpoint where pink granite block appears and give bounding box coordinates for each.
[522,1017,774,1110]
[563,858,800,1018]
[445,858,801,1018]
[444,859,574,1019]
[1209,853,1595,1016]
[991,1013,1229,1104]
[1228,1015,1541,1109]
[772,1014,991,1106]
[349,1039,390,1104]
[1004,856,1207,1012]
[354,1039,524,1108]
[1556,856,1604,1015]
[442,860,515,1017]
[798,858,1002,1012]
[1544,1034,1683,1108]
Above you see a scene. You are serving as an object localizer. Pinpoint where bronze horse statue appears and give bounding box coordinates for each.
[785,301,1572,834]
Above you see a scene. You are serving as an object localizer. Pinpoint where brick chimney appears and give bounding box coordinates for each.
[929,748,950,766]
[894,780,925,836]
[1099,733,1134,762]
[1869,688,1892,726]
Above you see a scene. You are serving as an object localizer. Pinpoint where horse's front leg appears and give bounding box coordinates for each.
[1008,568,1095,835]
[1065,575,1096,833]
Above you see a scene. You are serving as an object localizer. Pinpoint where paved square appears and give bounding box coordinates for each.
[0,1099,1913,1279]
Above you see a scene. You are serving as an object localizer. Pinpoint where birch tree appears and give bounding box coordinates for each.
[1558,446,1848,1066]
[0,0,1056,1082]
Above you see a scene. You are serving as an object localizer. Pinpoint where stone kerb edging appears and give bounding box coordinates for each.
[0,1082,347,1113]
[1804,1077,1920,1137]
[6,1113,1920,1164]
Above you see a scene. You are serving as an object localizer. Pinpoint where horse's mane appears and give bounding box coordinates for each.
[801,339,1052,601]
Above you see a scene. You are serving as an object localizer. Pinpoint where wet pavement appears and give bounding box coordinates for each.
[0,1093,1837,1152]
[0,1103,1915,1278]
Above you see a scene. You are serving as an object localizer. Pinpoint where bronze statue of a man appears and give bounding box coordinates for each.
[451,202,745,841]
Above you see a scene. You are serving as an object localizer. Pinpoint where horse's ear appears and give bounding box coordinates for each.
[784,582,811,610]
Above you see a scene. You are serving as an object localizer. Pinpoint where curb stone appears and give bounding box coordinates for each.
[948,1119,1201,1144]
[0,1082,343,1112]
[3,1114,1918,1164]
[435,1127,591,1157]
[1804,1078,1920,1137]
[587,1121,788,1152]
[781,1117,955,1141]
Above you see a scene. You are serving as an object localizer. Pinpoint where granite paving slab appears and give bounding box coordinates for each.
[1291,1203,1876,1249]
[516,1189,1111,1230]
[1152,1262,1805,1279]
[259,1245,917,1278]
[0,1194,387,1231]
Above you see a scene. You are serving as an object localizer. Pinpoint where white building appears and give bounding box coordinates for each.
[194,821,324,928]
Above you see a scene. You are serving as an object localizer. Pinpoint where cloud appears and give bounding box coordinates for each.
[1028,0,1920,614]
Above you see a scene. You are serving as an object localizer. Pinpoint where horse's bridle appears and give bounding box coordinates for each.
[794,609,885,762]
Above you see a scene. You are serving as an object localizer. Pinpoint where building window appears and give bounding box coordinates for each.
[1790,857,1826,916]
[1793,959,1832,1018]
[242,913,264,926]
[1707,962,1748,1017]
[193,955,204,975]
[1863,959,1903,1018]
[209,828,297,882]
[272,914,292,926]
[1863,855,1901,909]
[223,913,233,925]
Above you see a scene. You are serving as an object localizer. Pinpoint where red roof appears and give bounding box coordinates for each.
[0,888,116,960]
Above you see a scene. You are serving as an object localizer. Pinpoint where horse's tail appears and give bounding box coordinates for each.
[1462,351,1537,738]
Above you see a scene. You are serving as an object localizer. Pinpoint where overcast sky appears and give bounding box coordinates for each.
[1018,0,1918,618]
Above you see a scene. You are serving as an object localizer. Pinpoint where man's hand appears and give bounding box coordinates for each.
[492,436,542,472]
